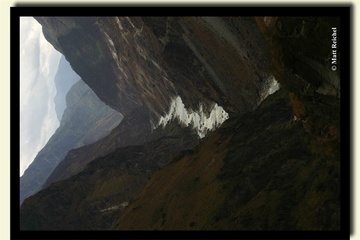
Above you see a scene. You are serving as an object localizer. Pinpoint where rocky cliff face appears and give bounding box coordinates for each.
[34,17,274,124]
[20,80,123,204]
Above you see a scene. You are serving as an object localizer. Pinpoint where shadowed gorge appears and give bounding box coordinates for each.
[19,15,343,231]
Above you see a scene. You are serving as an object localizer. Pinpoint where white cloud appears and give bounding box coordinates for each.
[20,17,62,176]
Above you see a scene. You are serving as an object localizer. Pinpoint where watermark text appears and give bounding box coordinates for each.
[331,27,337,71]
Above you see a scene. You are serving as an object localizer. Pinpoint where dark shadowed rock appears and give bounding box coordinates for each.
[34,16,274,123]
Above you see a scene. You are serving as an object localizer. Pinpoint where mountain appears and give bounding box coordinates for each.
[20,80,123,204]
[34,17,275,122]
[42,105,189,189]
[53,56,80,121]
[114,89,340,230]
[31,16,277,194]
[20,16,343,231]
[20,88,340,230]
[20,121,199,230]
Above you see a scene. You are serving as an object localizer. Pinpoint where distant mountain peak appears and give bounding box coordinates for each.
[53,55,80,121]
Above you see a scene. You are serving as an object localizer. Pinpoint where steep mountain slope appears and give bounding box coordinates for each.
[43,104,201,189]
[20,122,199,230]
[20,80,123,204]
[114,89,340,230]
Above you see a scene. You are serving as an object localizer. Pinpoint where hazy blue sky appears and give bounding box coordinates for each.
[20,17,62,176]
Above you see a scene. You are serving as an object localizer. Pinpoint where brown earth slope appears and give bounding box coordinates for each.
[114,89,340,230]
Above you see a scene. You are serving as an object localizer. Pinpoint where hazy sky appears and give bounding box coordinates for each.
[20,17,62,176]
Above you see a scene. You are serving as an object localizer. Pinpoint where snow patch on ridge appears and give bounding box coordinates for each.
[262,76,280,101]
[157,96,229,138]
